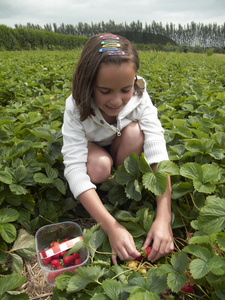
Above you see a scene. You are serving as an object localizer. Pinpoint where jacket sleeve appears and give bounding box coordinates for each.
[138,87,169,165]
[61,95,96,198]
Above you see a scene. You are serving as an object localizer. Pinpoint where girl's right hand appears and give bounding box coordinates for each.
[106,222,140,265]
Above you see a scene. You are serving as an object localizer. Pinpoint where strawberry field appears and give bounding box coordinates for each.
[0,50,225,300]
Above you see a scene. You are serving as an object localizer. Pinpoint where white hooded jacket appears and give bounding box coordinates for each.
[62,77,169,198]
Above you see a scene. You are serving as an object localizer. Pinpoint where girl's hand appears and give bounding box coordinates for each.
[107,222,140,265]
[142,218,174,262]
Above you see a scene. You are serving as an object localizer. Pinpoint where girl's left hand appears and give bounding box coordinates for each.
[142,218,174,262]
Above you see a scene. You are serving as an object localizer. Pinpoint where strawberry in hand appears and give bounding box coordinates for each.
[136,247,152,261]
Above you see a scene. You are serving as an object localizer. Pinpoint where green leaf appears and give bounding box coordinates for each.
[198,196,225,234]
[188,235,212,245]
[125,180,142,201]
[185,138,214,154]
[142,171,167,196]
[124,153,141,178]
[157,160,180,175]
[82,224,102,245]
[171,251,189,272]
[9,183,27,195]
[139,153,152,173]
[183,245,212,262]
[30,127,53,142]
[12,229,36,259]
[102,279,122,300]
[146,268,168,294]
[54,178,66,194]
[67,274,92,293]
[0,273,26,296]
[14,165,27,183]
[171,182,193,199]
[201,164,221,183]
[208,255,225,276]
[11,253,23,274]
[111,265,128,285]
[67,266,106,292]
[55,272,74,291]
[0,171,12,184]
[189,258,211,279]
[33,173,54,184]
[180,163,220,193]
[129,291,160,300]
[0,223,17,243]
[216,232,225,251]
[77,265,105,280]
[180,162,202,181]
[115,210,138,222]
[115,165,133,185]
[89,229,107,256]
[120,222,146,237]
[167,272,186,293]
[136,208,155,232]
[45,164,58,179]
[0,208,20,223]
[156,264,175,276]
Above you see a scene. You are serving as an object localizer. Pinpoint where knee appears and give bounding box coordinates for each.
[122,121,144,146]
[87,155,113,184]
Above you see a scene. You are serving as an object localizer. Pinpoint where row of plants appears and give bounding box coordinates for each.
[0,50,225,299]
[0,25,88,51]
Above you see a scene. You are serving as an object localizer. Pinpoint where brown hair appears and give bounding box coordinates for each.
[72,33,142,121]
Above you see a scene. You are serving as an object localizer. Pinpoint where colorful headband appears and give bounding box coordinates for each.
[99,34,125,56]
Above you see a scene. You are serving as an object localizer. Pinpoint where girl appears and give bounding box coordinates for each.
[62,33,174,265]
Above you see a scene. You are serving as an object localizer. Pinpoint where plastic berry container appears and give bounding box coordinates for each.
[35,221,89,286]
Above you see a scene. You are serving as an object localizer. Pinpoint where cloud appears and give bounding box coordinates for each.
[0,0,224,28]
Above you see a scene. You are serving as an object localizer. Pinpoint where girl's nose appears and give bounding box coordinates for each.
[110,94,121,106]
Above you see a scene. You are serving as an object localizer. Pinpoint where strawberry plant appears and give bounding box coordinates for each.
[0,50,224,299]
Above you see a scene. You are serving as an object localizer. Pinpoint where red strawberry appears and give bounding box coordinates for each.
[60,250,67,257]
[52,253,60,259]
[50,241,60,247]
[181,282,193,293]
[141,246,152,259]
[47,272,57,283]
[63,255,74,266]
[50,259,60,268]
[135,254,143,262]
[57,265,65,275]
[74,258,83,265]
[72,252,80,260]
[42,257,52,264]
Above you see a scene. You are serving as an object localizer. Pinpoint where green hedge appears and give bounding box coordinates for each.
[0,25,88,50]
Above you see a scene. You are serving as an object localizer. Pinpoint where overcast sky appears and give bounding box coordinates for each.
[0,0,224,29]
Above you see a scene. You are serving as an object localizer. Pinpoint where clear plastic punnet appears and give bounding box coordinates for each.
[35,221,89,286]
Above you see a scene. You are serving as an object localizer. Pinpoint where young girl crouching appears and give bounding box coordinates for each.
[62,33,174,265]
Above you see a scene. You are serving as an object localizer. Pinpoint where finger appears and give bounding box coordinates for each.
[111,253,118,265]
[142,233,153,250]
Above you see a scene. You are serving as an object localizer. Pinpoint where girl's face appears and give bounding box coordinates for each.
[93,62,136,123]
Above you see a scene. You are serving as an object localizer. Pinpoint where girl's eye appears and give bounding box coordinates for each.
[122,88,132,93]
[101,90,110,95]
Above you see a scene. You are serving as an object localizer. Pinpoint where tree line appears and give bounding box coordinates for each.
[14,20,225,48]
[0,25,88,51]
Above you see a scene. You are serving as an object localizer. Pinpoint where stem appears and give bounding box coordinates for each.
[39,215,54,224]
[111,269,133,280]
[189,193,200,211]
[88,244,116,256]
